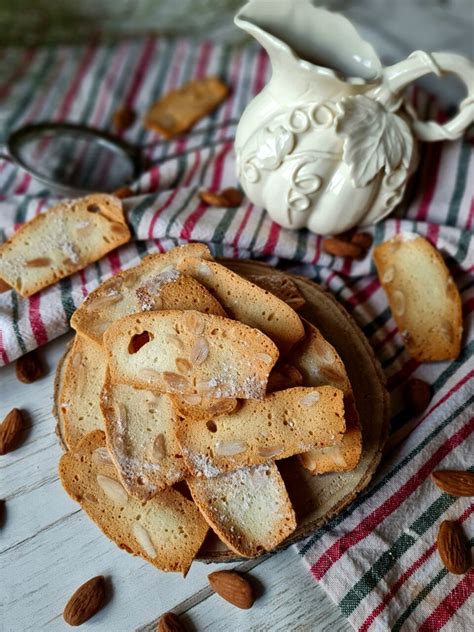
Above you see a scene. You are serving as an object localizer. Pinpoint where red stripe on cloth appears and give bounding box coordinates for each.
[233,202,254,256]
[467,198,474,230]
[426,223,440,246]
[262,222,281,256]
[387,358,420,391]
[373,327,398,353]
[195,40,212,79]
[148,166,160,192]
[14,173,31,195]
[346,278,380,308]
[311,413,474,580]
[55,44,98,121]
[360,503,474,632]
[416,142,443,222]
[107,250,122,276]
[253,48,269,95]
[78,270,88,299]
[0,330,9,365]
[417,568,474,632]
[124,37,157,109]
[179,142,233,241]
[147,149,202,238]
[0,48,36,100]
[28,294,48,346]
[92,42,129,125]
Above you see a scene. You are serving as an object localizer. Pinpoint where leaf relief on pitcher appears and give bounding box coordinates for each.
[336,95,414,188]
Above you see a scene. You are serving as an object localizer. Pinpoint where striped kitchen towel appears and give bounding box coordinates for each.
[0,38,473,630]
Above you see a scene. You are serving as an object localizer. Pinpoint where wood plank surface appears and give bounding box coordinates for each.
[0,334,349,631]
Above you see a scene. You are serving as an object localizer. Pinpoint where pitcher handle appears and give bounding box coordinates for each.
[384,51,474,142]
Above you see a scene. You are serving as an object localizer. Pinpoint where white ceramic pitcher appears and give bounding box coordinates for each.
[234,0,474,235]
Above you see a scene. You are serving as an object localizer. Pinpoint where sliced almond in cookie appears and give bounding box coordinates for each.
[245,273,306,312]
[287,319,362,475]
[59,431,208,574]
[101,376,188,501]
[373,234,462,361]
[175,386,345,477]
[71,243,219,345]
[59,335,106,449]
[0,194,130,297]
[176,259,305,353]
[103,310,279,399]
[188,462,296,557]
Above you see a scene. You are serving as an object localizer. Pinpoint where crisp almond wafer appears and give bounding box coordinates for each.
[0,194,130,297]
[58,335,106,449]
[288,319,362,474]
[373,233,462,361]
[175,386,345,477]
[144,77,229,139]
[71,243,217,345]
[176,258,305,353]
[59,430,208,574]
[188,462,296,557]
[103,310,279,399]
[245,273,306,311]
[101,376,188,501]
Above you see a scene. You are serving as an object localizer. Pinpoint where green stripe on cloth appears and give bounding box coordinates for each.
[11,292,27,354]
[299,392,474,556]
[391,537,474,632]
[393,568,448,631]
[339,478,474,616]
[59,277,76,322]
[2,48,56,138]
[447,142,471,226]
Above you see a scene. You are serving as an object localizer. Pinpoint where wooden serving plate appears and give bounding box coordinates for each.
[54,260,390,563]
[197,260,390,561]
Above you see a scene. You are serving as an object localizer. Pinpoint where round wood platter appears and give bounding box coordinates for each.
[54,260,390,564]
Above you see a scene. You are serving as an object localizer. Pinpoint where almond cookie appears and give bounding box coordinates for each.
[373,233,462,361]
[144,77,229,138]
[103,310,279,399]
[58,335,106,449]
[0,194,130,297]
[176,258,305,353]
[101,377,188,501]
[71,243,218,345]
[245,273,306,312]
[288,319,362,474]
[59,431,208,574]
[188,462,296,557]
[176,386,345,477]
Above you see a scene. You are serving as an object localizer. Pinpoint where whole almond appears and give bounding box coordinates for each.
[432,470,474,497]
[63,575,106,626]
[322,238,364,260]
[157,611,187,632]
[199,187,243,208]
[405,378,431,414]
[351,232,373,250]
[113,186,134,199]
[208,570,254,609]
[16,349,44,383]
[437,520,471,574]
[0,408,25,455]
[112,106,136,131]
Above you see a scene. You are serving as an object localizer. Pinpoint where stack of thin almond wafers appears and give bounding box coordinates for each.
[54,243,389,573]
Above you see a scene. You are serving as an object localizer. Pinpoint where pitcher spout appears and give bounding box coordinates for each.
[235,0,383,90]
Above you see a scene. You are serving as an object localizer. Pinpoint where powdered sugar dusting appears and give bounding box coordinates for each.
[136,267,180,311]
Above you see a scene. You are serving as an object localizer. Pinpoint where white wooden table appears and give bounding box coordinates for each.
[0,334,350,632]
